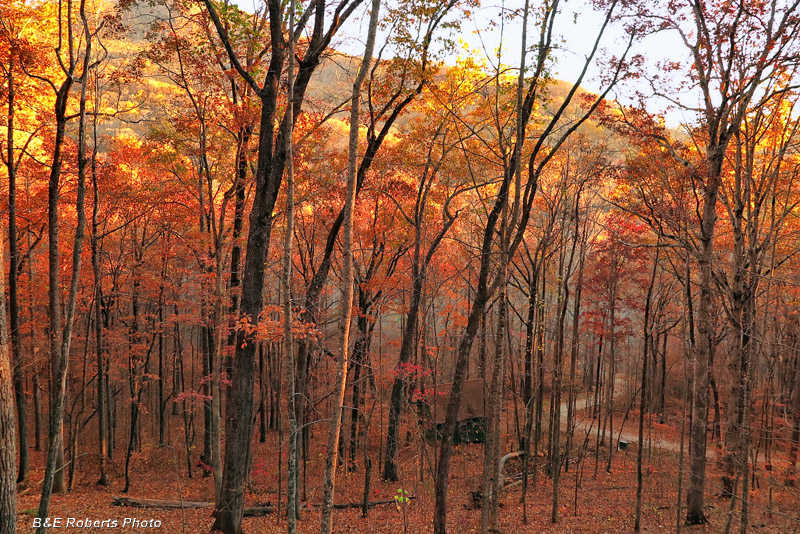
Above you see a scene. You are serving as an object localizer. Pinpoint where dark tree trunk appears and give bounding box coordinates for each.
[39,80,73,517]
[533,266,547,488]
[384,260,425,481]
[258,344,267,443]
[659,331,667,424]
[551,189,581,524]
[6,59,28,485]
[33,371,41,451]
[635,249,659,532]
[91,99,109,484]
[39,44,95,519]
[349,309,373,468]
[0,223,17,532]
[520,261,538,523]
[204,0,351,528]
[123,275,144,494]
[200,322,213,475]
[434,143,515,534]
[606,279,617,474]
[686,164,721,525]
[787,349,800,485]
[225,123,251,435]
[565,208,586,475]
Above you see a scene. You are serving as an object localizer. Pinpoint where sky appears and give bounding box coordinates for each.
[229,0,693,127]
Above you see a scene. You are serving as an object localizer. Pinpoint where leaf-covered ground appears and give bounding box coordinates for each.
[15,410,800,533]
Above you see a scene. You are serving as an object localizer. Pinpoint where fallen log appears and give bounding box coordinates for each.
[467,452,526,504]
[498,451,524,487]
[301,497,416,510]
[112,495,410,514]
[112,496,211,510]
[336,497,415,509]
[243,507,274,517]
[111,496,274,516]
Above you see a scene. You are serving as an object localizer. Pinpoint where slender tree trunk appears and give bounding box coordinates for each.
[33,371,41,451]
[123,276,142,494]
[787,345,800,484]
[283,2,299,529]
[552,188,581,524]
[686,163,722,525]
[434,149,518,534]
[383,140,458,480]
[482,277,506,534]
[200,305,213,474]
[157,296,165,447]
[6,57,28,485]
[533,266,547,488]
[39,11,95,513]
[90,70,109,485]
[349,308,373,467]
[565,216,586,473]
[39,79,72,521]
[0,223,18,532]
[210,246,225,502]
[320,5,380,530]
[660,331,667,423]
[520,263,537,523]
[606,280,617,473]
[636,249,659,532]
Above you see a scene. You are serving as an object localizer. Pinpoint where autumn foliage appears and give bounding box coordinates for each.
[2,1,800,534]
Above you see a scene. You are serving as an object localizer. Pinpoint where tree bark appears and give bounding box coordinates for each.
[39,6,98,514]
[686,152,722,525]
[320,3,380,530]
[203,2,365,530]
[606,276,617,474]
[90,69,109,486]
[284,1,299,529]
[0,223,18,533]
[551,187,581,524]
[635,248,659,532]
[5,55,28,485]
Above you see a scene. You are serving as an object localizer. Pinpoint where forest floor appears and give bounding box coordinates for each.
[14,400,800,532]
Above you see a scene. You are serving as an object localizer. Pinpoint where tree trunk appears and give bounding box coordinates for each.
[283,3,299,529]
[606,279,617,474]
[482,283,506,534]
[520,262,538,523]
[6,57,28,485]
[685,172,720,525]
[349,306,373,468]
[551,188,581,524]
[202,1,363,529]
[33,371,41,451]
[39,14,95,512]
[320,4,379,530]
[565,202,586,474]
[207,8,285,531]
[90,77,109,485]
[434,145,517,534]
[533,266,547,488]
[659,331,667,424]
[635,249,659,532]
[0,223,18,532]
[200,319,213,475]
[787,350,800,485]
[123,275,144,494]
[38,79,73,523]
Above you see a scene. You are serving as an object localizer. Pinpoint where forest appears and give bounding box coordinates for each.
[1,0,800,533]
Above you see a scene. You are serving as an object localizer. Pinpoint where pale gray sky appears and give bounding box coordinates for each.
[230,0,692,126]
